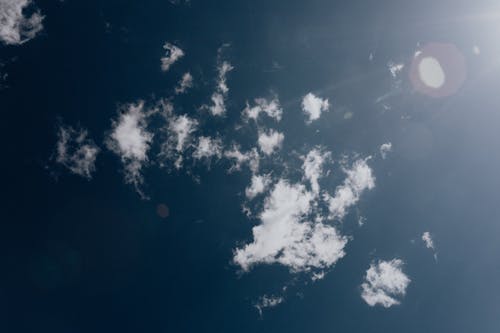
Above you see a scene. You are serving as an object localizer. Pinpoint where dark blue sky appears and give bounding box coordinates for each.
[2,0,500,332]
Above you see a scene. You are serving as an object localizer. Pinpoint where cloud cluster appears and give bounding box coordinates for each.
[0,0,44,45]
[361,259,411,307]
[106,102,153,195]
[161,42,184,72]
[302,93,329,123]
[255,295,284,316]
[55,124,100,179]
[234,180,348,272]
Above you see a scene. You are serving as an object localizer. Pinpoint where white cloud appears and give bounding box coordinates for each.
[302,93,329,124]
[324,158,375,220]
[255,295,284,315]
[422,231,434,250]
[160,42,184,72]
[242,96,282,122]
[234,180,348,272]
[0,0,44,45]
[224,144,260,173]
[245,174,271,200]
[388,61,404,78]
[302,147,330,195]
[202,46,234,116]
[361,259,411,308]
[106,102,153,194]
[55,124,100,179]
[258,129,284,156]
[175,72,193,94]
[380,142,392,159]
[160,114,198,169]
[192,136,222,161]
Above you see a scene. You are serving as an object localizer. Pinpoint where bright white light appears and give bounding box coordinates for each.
[418,57,445,89]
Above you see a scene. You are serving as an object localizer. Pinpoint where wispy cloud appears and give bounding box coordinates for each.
[361,259,411,308]
[202,45,234,116]
[0,0,44,45]
[255,295,284,316]
[302,147,330,196]
[160,113,198,169]
[55,124,100,179]
[192,136,223,161]
[175,72,193,94]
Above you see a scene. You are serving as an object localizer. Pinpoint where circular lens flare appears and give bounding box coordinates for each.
[418,57,445,88]
[410,43,466,97]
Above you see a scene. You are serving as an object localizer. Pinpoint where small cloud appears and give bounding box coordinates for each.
[257,129,284,156]
[361,259,411,308]
[0,0,44,45]
[302,93,329,124]
[379,142,392,159]
[160,113,198,169]
[242,96,282,122]
[223,145,260,173]
[161,42,184,72]
[175,72,193,94]
[324,158,375,221]
[192,136,223,161]
[388,61,404,78]
[255,295,284,316]
[106,101,153,196]
[301,147,330,195]
[473,45,480,55]
[55,124,100,179]
[421,231,434,250]
[202,46,234,116]
[245,174,271,200]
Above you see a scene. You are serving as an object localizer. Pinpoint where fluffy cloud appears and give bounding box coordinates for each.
[55,124,100,179]
[106,102,153,195]
[175,72,193,94]
[361,259,411,308]
[324,158,375,220]
[242,96,282,122]
[245,174,271,200]
[302,147,330,195]
[192,136,222,161]
[160,114,198,169]
[302,93,329,124]
[258,129,284,156]
[0,0,44,45]
[161,42,184,72]
[380,142,392,159]
[234,180,348,272]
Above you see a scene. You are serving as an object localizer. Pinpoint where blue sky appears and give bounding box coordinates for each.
[2,0,500,332]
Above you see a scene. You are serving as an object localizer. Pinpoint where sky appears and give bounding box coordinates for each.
[2,0,500,332]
